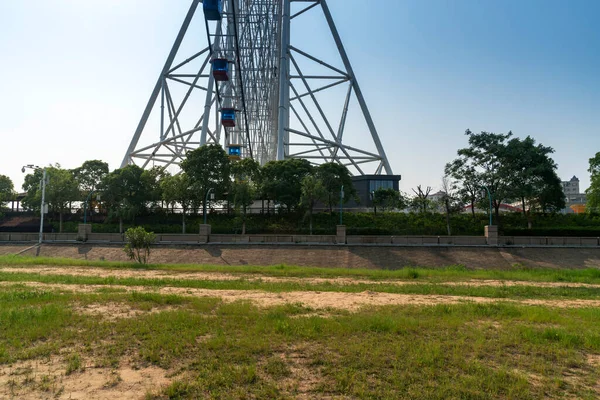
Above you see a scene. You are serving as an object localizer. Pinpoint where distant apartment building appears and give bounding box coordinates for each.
[562,176,587,213]
[562,176,580,196]
[428,191,446,204]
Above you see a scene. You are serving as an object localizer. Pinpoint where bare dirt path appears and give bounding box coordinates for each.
[2,265,600,289]
[2,280,600,310]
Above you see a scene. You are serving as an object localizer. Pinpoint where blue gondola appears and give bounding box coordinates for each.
[212,58,230,81]
[228,145,242,159]
[203,0,223,21]
[221,109,236,127]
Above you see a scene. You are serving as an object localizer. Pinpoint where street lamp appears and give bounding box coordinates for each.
[371,190,377,215]
[339,185,344,225]
[204,188,215,225]
[480,185,493,226]
[22,165,48,245]
[83,190,100,225]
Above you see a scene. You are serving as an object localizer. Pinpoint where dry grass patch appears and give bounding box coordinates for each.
[0,355,171,400]
[73,302,179,321]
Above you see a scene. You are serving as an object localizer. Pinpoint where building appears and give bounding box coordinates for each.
[350,175,402,208]
[562,176,580,196]
[562,176,587,213]
[428,191,446,204]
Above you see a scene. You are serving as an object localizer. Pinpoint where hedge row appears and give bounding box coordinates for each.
[43,211,600,236]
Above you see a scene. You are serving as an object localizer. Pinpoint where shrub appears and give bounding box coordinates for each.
[123,227,156,264]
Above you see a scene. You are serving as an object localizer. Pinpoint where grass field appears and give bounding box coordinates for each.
[1,255,600,399]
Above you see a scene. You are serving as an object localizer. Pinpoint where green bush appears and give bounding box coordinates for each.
[123,227,156,264]
[40,210,600,236]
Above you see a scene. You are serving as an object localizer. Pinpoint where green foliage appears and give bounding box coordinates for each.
[2,279,600,399]
[123,226,156,264]
[99,165,155,229]
[372,188,406,212]
[502,136,565,215]
[445,158,480,216]
[65,353,82,375]
[261,159,313,211]
[141,166,166,209]
[161,172,194,233]
[587,152,600,214]
[454,130,513,218]
[410,185,434,213]
[181,144,231,212]
[300,175,327,234]
[71,160,109,195]
[231,158,261,183]
[22,166,79,232]
[0,174,14,205]
[232,179,256,234]
[448,130,565,223]
[161,173,193,213]
[232,180,255,213]
[316,162,355,211]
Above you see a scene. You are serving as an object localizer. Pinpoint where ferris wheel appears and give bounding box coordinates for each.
[122,0,393,176]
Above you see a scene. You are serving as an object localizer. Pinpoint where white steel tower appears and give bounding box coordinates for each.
[122,0,393,175]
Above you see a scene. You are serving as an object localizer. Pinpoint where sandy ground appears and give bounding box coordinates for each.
[3,280,600,310]
[2,265,600,289]
[0,356,169,400]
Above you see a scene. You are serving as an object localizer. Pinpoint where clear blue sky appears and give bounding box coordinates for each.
[1,0,598,193]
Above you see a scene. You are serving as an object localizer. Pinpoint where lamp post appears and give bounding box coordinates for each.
[204,188,215,225]
[339,185,344,225]
[371,190,376,215]
[481,185,493,226]
[83,190,99,225]
[22,165,47,245]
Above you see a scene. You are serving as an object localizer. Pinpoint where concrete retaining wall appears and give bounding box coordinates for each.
[500,236,600,247]
[0,232,598,247]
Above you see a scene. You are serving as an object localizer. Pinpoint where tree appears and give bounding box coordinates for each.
[439,176,461,235]
[316,162,355,212]
[47,168,80,233]
[230,158,260,234]
[372,188,406,214]
[0,174,14,206]
[501,136,565,225]
[181,144,231,216]
[141,166,166,211]
[72,160,109,195]
[231,158,261,183]
[232,179,256,234]
[260,159,313,211]
[410,185,432,213]
[123,227,156,264]
[99,165,153,233]
[300,175,326,234]
[22,166,79,232]
[445,158,480,218]
[453,129,513,220]
[449,130,565,223]
[161,173,194,233]
[587,152,600,213]
[72,160,109,221]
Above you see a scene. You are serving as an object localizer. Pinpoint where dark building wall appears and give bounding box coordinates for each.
[348,175,402,208]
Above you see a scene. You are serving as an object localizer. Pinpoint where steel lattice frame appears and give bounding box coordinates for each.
[121,0,393,176]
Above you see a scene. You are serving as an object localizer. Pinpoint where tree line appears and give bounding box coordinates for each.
[2,146,367,234]
[2,132,599,234]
